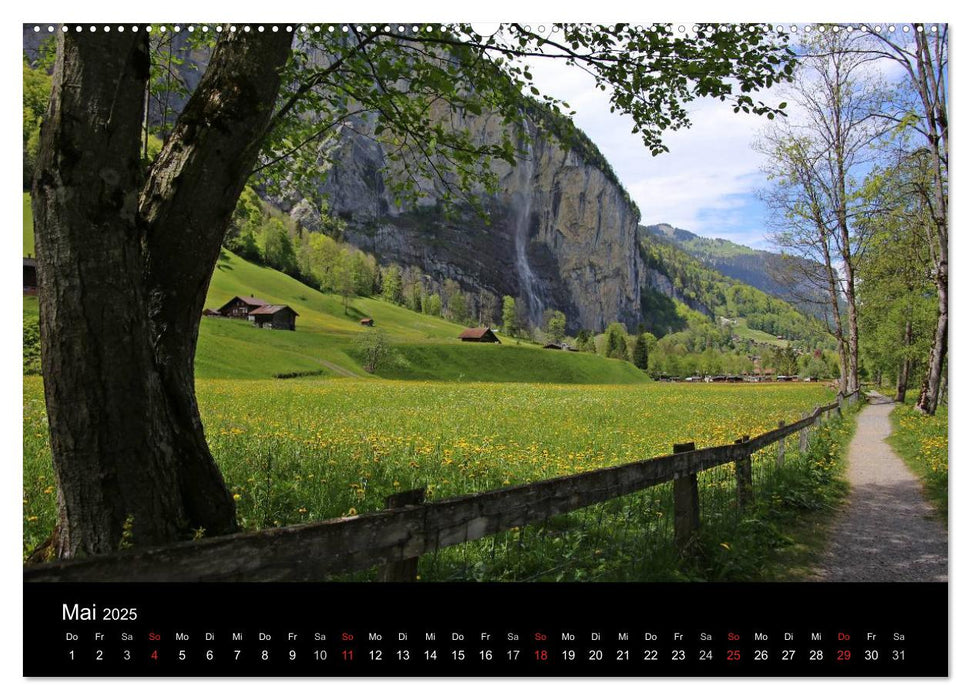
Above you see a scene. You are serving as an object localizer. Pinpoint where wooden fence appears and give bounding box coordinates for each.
[23,391,859,583]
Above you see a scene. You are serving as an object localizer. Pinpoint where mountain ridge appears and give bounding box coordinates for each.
[642,223,831,321]
[637,224,831,349]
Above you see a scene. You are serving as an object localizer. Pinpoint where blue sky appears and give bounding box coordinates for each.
[522,23,919,252]
[524,35,786,252]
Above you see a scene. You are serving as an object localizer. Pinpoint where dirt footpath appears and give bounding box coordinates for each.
[813,394,948,582]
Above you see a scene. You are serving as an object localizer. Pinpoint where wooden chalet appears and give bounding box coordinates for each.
[23,256,37,294]
[360,318,375,327]
[248,304,298,331]
[217,295,271,319]
[458,327,501,344]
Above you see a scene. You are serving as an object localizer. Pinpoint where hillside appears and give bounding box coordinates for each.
[23,245,649,385]
[643,223,831,320]
[637,225,832,350]
[202,250,648,383]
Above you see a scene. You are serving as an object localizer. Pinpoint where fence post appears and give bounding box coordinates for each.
[799,413,809,453]
[776,420,786,469]
[734,436,752,510]
[377,487,427,582]
[836,393,844,418]
[672,442,699,552]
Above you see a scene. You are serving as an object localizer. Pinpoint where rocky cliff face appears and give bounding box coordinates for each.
[290,111,644,332]
[23,28,645,332]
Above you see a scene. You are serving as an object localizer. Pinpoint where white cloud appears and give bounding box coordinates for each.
[524,54,780,248]
[522,28,916,251]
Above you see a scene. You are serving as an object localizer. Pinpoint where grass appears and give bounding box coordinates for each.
[689,402,858,582]
[888,403,948,522]
[24,377,838,580]
[374,342,648,384]
[23,296,40,375]
[196,317,363,379]
[23,192,34,256]
[730,319,789,347]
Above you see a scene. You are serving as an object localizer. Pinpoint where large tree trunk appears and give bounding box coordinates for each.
[32,29,293,558]
[937,362,947,407]
[841,220,859,395]
[33,32,185,557]
[835,157,859,395]
[817,225,848,394]
[845,287,860,394]
[895,320,912,403]
[139,29,295,544]
[916,262,948,415]
[911,27,948,416]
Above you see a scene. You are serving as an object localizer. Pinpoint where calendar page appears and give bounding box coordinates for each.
[21,17,948,678]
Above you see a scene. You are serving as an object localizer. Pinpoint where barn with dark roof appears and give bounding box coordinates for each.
[248,304,298,331]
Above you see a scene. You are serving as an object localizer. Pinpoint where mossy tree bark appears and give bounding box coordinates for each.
[31,29,293,558]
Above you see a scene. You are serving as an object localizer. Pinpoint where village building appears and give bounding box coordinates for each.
[458,327,501,344]
[211,295,299,330]
[23,256,37,294]
[360,318,374,327]
[217,295,271,319]
[248,304,298,331]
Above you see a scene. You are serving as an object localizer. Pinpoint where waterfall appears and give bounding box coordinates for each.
[514,123,544,328]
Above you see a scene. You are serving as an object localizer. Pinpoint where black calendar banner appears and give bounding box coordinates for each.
[24,582,947,677]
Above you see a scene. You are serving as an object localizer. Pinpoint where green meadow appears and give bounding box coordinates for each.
[22,206,847,581]
[24,376,840,579]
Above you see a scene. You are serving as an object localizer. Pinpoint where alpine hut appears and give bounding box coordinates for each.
[248,304,299,331]
[458,327,501,344]
[217,295,271,319]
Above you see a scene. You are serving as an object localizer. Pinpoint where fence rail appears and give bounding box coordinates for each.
[23,391,859,583]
